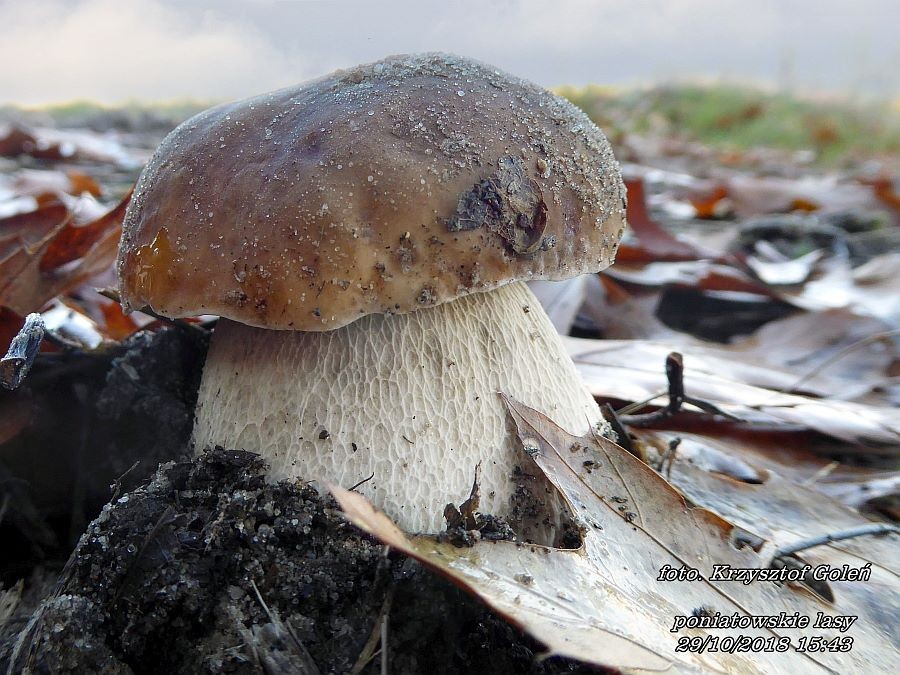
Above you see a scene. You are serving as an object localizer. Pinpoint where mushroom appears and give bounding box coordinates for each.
[116,54,626,533]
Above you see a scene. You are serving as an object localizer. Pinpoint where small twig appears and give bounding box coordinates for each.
[95,287,207,334]
[350,551,394,675]
[682,396,740,420]
[348,472,376,492]
[774,523,899,558]
[599,403,638,458]
[785,329,900,394]
[249,579,272,617]
[110,460,142,502]
[620,353,685,427]
[800,460,839,487]
[615,389,667,416]
[619,353,739,427]
[1,313,45,390]
[656,437,681,480]
[249,580,321,675]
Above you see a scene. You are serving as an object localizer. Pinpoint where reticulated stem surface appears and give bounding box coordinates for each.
[193,282,607,533]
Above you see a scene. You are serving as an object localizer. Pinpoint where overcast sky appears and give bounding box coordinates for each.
[2,0,898,106]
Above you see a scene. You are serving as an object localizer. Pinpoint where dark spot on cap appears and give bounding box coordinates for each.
[447,155,548,255]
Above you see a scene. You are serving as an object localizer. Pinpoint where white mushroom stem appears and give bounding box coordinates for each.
[192,281,610,533]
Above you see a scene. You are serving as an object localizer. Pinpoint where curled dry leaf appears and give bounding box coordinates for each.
[38,193,129,273]
[332,396,900,673]
[618,178,709,263]
[689,185,731,219]
[723,174,884,218]
[0,124,145,167]
[0,191,130,315]
[7,168,102,201]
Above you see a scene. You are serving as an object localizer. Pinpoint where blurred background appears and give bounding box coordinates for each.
[3,0,900,103]
[2,0,898,195]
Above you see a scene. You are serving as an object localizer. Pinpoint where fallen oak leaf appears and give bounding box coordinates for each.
[864,176,900,212]
[0,191,130,315]
[39,189,131,273]
[0,124,146,166]
[333,396,899,672]
[0,201,70,266]
[0,124,73,161]
[11,168,102,201]
[689,184,730,219]
[566,306,897,402]
[631,429,900,578]
[330,485,674,673]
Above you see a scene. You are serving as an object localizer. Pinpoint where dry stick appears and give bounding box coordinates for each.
[615,389,667,415]
[350,546,394,675]
[619,353,685,427]
[380,587,393,675]
[250,579,321,675]
[96,287,207,334]
[799,460,839,487]
[110,460,142,502]
[599,403,639,458]
[618,352,739,427]
[657,437,681,480]
[0,313,45,390]
[349,610,384,675]
[348,472,376,492]
[774,523,899,559]
[785,328,900,394]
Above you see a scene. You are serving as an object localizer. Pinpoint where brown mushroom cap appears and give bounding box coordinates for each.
[117,53,626,330]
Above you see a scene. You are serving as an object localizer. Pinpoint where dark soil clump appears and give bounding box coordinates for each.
[4,450,603,674]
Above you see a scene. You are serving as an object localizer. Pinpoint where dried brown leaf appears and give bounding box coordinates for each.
[632,428,900,612]
[618,178,708,262]
[333,396,900,672]
[38,192,129,273]
[0,192,129,315]
[97,299,139,341]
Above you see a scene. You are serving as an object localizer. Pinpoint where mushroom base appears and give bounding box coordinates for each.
[192,281,609,533]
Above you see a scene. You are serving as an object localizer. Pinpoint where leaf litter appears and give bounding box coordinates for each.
[333,395,900,673]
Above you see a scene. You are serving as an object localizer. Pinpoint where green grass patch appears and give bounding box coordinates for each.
[559,84,900,164]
